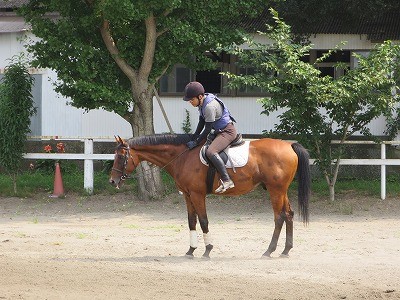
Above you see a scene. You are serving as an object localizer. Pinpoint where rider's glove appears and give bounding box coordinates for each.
[186,140,198,150]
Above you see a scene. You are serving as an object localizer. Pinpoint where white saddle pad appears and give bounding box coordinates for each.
[199,141,250,168]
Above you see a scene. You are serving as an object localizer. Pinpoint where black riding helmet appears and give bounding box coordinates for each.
[183,81,205,101]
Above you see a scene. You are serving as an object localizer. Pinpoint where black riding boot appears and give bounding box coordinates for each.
[209,154,235,193]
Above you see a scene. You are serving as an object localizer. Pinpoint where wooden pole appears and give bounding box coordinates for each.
[153,87,174,133]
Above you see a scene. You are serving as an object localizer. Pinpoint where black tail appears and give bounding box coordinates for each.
[291,143,311,224]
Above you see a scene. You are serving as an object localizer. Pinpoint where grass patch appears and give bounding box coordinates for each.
[0,170,137,197]
[151,224,181,232]
[310,176,400,198]
[125,224,140,229]
[1,169,399,200]
[76,233,88,239]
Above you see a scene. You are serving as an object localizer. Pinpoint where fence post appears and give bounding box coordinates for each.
[381,143,386,200]
[84,139,94,195]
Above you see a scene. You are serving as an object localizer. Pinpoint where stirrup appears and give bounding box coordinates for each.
[215,179,235,193]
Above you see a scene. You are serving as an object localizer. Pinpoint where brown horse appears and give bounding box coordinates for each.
[109,134,310,258]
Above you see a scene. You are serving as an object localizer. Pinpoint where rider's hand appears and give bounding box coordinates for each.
[186,140,198,150]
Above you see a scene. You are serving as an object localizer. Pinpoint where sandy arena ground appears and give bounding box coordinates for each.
[0,191,399,300]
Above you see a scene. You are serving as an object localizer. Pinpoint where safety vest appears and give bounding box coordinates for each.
[199,93,235,131]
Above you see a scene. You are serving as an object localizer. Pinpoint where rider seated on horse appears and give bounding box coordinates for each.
[183,81,237,193]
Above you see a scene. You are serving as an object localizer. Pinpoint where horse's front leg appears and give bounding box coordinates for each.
[199,212,213,259]
[184,197,198,258]
[184,193,213,259]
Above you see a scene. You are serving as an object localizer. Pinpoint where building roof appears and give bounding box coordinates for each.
[0,0,28,9]
[239,9,400,41]
[0,15,29,32]
[304,12,400,41]
[0,1,35,32]
[1,1,400,41]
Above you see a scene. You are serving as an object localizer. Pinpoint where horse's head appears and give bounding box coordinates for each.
[109,136,138,189]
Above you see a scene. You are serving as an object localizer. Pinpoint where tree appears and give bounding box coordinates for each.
[225,10,400,201]
[0,58,36,194]
[19,0,267,199]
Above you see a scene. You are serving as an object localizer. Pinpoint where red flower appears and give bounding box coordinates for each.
[44,145,52,153]
[56,142,65,153]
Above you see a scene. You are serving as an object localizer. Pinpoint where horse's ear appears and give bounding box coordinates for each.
[114,135,119,144]
[117,135,125,144]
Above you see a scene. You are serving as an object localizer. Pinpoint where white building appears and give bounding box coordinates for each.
[1,2,399,138]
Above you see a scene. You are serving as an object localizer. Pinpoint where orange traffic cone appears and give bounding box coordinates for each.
[50,162,65,198]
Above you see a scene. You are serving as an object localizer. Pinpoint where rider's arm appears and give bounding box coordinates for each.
[193,116,205,135]
[195,122,213,144]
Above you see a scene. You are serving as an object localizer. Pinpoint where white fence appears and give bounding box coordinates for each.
[23,138,400,200]
[24,138,115,195]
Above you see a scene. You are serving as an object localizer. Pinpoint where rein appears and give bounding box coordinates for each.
[114,144,190,181]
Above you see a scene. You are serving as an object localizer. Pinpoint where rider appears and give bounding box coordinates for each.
[183,81,237,193]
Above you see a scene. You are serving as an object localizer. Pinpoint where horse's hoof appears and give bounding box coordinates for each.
[262,251,272,258]
[201,254,211,260]
[261,254,272,259]
[185,254,194,259]
[279,253,290,258]
[201,244,213,259]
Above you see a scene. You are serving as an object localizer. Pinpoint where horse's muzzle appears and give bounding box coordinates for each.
[109,177,121,189]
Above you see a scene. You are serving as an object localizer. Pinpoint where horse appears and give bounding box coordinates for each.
[109,134,310,258]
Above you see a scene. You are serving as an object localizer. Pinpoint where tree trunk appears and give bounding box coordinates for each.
[328,184,335,201]
[12,173,17,195]
[324,173,336,201]
[128,83,163,200]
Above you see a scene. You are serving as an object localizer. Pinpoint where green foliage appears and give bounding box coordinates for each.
[181,109,192,134]
[0,58,36,193]
[19,0,267,116]
[225,9,400,200]
[34,160,80,175]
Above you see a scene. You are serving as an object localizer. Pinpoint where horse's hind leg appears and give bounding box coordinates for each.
[263,211,285,257]
[263,191,294,258]
[281,210,294,257]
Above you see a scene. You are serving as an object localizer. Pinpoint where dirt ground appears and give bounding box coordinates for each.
[0,190,399,300]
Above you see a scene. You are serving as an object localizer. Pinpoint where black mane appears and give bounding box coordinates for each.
[127,134,196,147]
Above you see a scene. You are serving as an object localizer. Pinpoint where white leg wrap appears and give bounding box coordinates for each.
[203,232,212,246]
[190,230,198,248]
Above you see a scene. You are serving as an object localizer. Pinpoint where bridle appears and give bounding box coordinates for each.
[112,144,136,181]
[112,143,190,182]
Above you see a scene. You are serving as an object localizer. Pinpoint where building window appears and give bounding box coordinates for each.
[159,52,230,95]
[159,64,193,94]
[312,50,351,79]
[196,68,222,94]
[236,66,266,95]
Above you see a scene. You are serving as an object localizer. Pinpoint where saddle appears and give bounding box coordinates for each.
[200,133,245,166]
[200,133,250,194]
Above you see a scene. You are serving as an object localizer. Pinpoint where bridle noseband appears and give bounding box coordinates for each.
[112,144,135,181]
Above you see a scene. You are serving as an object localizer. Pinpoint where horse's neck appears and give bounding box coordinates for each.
[135,145,183,168]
